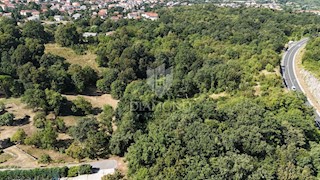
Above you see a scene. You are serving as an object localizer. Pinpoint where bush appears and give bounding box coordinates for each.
[71,44,87,55]
[0,113,14,126]
[38,154,52,164]
[78,164,92,175]
[111,80,126,99]
[67,164,92,177]
[67,166,79,177]
[71,97,93,115]
[33,112,47,128]
[266,63,274,72]
[0,166,68,179]
[11,129,27,144]
[55,118,66,132]
[0,101,5,112]
[101,170,124,180]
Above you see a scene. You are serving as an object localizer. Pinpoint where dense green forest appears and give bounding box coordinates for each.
[2,4,320,179]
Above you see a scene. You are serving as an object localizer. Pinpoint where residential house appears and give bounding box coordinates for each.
[105,31,115,36]
[141,12,158,20]
[83,32,97,38]
[72,13,81,20]
[98,9,107,19]
[54,15,64,21]
[2,12,11,17]
[127,12,140,19]
[27,15,40,21]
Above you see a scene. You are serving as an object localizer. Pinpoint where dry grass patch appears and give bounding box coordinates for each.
[109,156,128,175]
[57,133,72,140]
[0,99,37,140]
[209,92,228,100]
[60,116,79,127]
[254,83,262,96]
[260,68,281,76]
[63,94,119,109]
[0,97,22,105]
[45,43,99,71]
[0,152,13,163]
[18,145,76,165]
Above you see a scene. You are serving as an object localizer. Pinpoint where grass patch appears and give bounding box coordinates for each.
[0,153,13,163]
[60,115,81,127]
[45,43,99,72]
[17,145,75,164]
[0,98,22,106]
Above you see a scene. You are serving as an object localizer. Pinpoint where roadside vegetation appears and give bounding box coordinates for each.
[302,37,320,78]
[0,164,92,179]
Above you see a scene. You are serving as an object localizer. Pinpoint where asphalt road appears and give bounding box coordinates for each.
[281,38,320,125]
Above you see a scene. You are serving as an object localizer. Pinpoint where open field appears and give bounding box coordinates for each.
[45,43,99,71]
[63,94,119,110]
[61,94,119,129]
[0,99,37,140]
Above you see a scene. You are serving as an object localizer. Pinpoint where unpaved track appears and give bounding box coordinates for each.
[2,146,37,168]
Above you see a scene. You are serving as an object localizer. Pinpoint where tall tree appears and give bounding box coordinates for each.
[55,24,80,47]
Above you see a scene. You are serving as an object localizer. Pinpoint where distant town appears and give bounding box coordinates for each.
[0,0,320,23]
[0,0,167,22]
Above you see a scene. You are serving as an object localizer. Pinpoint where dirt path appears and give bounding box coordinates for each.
[295,46,320,113]
[2,146,37,168]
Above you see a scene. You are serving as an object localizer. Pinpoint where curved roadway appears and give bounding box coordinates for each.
[281,38,320,125]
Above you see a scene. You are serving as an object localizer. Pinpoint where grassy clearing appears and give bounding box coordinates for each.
[0,98,38,140]
[63,94,119,110]
[0,98,22,106]
[0,153,13,163]
[60,115,80,127]
[45,43,99,71]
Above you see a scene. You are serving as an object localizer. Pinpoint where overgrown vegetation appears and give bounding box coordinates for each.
[1,4,320,179]
[302,37,320,78]
[0,164,92,179]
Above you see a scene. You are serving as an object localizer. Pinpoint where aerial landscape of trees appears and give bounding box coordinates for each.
[2,4,320,179]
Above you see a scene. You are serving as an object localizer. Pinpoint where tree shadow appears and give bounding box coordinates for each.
[0,138,14,149]
[12,115,30,126]
[59,100,74,116]
[92,168,100,173]
[92,107,102,115]
[63,87,104,97]
[0,110,7,116]
[55,139,73,150]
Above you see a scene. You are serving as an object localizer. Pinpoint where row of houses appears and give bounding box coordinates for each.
[127,11,158,20]
[0,0,161,21]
